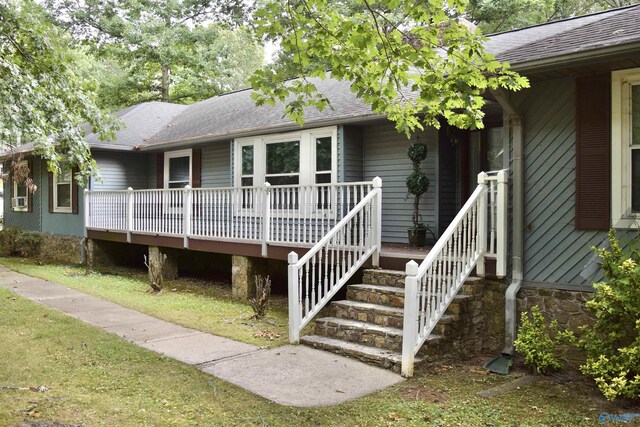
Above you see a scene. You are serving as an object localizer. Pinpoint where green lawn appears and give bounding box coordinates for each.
[1,286,635,426]
[0,257,290,347]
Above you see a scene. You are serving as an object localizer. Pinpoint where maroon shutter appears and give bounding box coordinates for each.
[575,74,611,230]
[9,162,14,211]
[27,159,33,213]
[192,149,201,188]
[48,171,54,213]
[156,153,164,188]
[71,167,79,214]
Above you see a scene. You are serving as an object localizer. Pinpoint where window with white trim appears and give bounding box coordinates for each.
[53,168,72,213]
[164,149,192,188]
[234,126,337,188]
[612,68,640,227]
[12,160,28,212]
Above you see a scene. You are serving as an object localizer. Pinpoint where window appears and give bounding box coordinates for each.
[265,140,300,186]
[164,149,192,189]
[11,160,28,212]
[53,168,72,213]
[612,68,640,227]
[235,127,337,213]
[235,127,337,188]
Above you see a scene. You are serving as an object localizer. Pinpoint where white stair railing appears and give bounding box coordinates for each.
[401,170,508,377]
[288,177,382,343]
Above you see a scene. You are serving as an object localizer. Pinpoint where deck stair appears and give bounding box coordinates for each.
[300,268,476,372]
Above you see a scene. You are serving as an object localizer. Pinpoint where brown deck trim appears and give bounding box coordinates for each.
[87,230,128,243]
[86,231,441,268]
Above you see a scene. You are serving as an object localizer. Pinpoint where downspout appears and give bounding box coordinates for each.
[491,89,524,357]
[503,114,523,356]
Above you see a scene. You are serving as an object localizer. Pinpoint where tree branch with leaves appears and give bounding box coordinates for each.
[251,0,529,135]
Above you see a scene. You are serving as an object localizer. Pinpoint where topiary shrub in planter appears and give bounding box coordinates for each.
[578,230,640,401]
[406,137,430,246]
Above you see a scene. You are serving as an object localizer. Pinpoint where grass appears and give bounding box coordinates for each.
[0,260,640,426]
[1,288,638,426]
[0,257,291,347]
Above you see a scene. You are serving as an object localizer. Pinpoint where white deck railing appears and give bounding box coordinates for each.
[401,170,508,377]
[84,181,375,254]
[287,177,382,343]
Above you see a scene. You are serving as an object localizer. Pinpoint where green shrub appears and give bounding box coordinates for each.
[14,231,43,258]
[0,227,22,255]
[514,305,574,374]
[579,230,640,401]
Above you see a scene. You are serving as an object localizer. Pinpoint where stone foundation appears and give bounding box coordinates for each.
[231,255,256,300]
[517,286,594,332]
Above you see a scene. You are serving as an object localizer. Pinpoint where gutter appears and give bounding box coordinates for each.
[507,40,640,74]
[490,89,524,357]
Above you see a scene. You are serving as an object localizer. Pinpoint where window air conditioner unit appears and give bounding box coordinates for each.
[12,196,27,209]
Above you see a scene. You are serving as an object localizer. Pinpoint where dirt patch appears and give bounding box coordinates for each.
[399,383,448,404]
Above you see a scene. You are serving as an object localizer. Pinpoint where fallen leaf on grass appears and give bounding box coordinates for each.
[388,412,402,421]
[254,330,281,340]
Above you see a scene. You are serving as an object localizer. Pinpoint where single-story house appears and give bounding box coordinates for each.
[3,4,639,375]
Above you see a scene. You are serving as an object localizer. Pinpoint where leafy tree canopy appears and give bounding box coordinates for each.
[251,0,530,137]
[45,0,263,109]
[467,0,634,33]
[0,0,116,185]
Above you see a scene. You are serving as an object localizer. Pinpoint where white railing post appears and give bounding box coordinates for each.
[288,251,300,344]
[496,170,508,278]
[126,187,134,243]
[83,189,90,237]
[183,185,192,248]
[401,260,419,378]
[372,177,382,267]
[262,182,271,257]
[476,172,488,278]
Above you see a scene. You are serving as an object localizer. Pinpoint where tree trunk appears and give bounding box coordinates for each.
[161,65,170,103]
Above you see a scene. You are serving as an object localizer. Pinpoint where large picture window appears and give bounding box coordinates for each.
[235,127,337,188]
[612,68,640,227]
[53,168,72,213]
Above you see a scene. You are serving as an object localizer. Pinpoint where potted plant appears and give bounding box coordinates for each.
[406,137,430,246]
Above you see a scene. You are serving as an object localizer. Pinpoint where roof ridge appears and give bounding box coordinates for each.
[486,3,637,38]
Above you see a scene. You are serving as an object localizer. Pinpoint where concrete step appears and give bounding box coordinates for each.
[331,300,404,328]
[346,284,405,308]
[362,269,406,288]
[314,317,403,351]
[300,335,405,371]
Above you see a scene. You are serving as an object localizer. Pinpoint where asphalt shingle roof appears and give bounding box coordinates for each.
[487,4,640,65]
[86,101,188,149]
[145,78,383,147]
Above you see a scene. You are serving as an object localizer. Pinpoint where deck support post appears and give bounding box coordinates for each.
[262,183,271,257]
[126,187,134,243]
[496,170,508,278]
[231,255,256,300]
[476,173,488,278]
[401,260,419,378]
[183,185,192,249]
[372,177,382,268]
[288,251,300,344]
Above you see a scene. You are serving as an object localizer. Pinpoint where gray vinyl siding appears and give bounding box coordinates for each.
[201,142,232,187]
[343,126,364,183]
[91,151,151,190]
[3,157,43,233]
[509,77,613,286]
[40,160,84,237]
[363,122,438,243]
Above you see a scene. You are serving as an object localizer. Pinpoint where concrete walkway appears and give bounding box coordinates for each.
[0,266,403,407]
